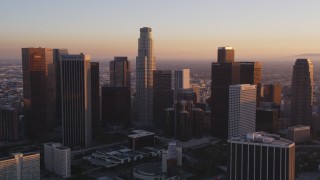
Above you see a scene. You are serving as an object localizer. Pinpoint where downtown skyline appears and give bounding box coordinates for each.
[1,0,320,61]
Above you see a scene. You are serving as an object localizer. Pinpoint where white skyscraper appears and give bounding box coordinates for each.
[174,69,190,99]
[136,27,156,127]
[44,143,71,178]
[61,54,92,148]
[228,84,256,138]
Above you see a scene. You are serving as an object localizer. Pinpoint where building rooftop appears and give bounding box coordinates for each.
[288,125,310,131]
[128,130,155,139]
[229,132,294,147]
[218,46,233,50]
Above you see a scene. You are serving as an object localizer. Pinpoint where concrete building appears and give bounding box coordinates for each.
[128,130,155,151]
[0,106,19,141]
[291,59,313,126]
[0,152,40,180]
[44,143,71,178]
[110,56,131,88]
[287,125,310,143]
[174,69,190,99]
[228,84,256,138]
[228,132,295,180]
[61,54,92,149]
[218,46,234,63]
[22,48,56,138]
[135,27,156,127]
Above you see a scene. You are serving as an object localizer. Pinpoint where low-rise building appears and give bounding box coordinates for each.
[287,125,310,143]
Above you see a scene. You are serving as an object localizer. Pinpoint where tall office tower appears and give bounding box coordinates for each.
[136,27,156,127]
[53,49,68,122]
[256,108,279,133]
[174,69,190,99]
[22,48,56,138]
[0,106,19,141]
[0,152,40,180]
[153,70,173,129]
[211,62,240,138]
[61,54,91,149]
[291,59,313,126]
[228,84,256,138]
[44,143,71,178]
[176,88,197,103]
[101,86,130,126]
[240,62,262,107]
[217,46,234,63]
[228,132,295,180]
[165,101,204,141]
[263,84,282,106]
[110,56,131,88]
[91,62,100,139]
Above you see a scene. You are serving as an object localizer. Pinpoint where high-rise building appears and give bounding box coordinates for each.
[22,48,56,138]
[153,70,173,129]
[211,62,240,138]
[256,108,279,133]
[101,86,130,126]
[53,49,68,123]
[228,132,295,180]
[228,84,256,138]
[0,106,19,141]
[263,84,282,106]
[110,57,131,88]
[240,62,262,107]
[91,62,100,139]
[176,88,197,103]
[174,69,190,99]
[136,27,156,127]
[0,152,40,180]
[217,46,234,63]
[44,143,71,178]
[60,54,91,149]
[291,59,313,126]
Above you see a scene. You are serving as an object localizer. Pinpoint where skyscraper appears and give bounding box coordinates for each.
[0,106,19,141]
[228,84,256,138]
[153,70,173,129]
[101,86,130,126]
[263,84,282,106]
[211,62,240,138]
[240,62,262,107]
[53,49,68,123]
[60,54,91,149]
[291,59,313,126]
[174,69,190,99]
[136,27,156,127]
[22,48,56,138]
[217,46,234,63]
[91,62,100,139]
[228,132,295,180]
[110,56,131,88]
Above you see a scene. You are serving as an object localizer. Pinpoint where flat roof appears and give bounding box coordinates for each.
[228,131,294,147]
[128,130,155,138]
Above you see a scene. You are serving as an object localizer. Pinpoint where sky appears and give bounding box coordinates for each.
[1,0,320,61]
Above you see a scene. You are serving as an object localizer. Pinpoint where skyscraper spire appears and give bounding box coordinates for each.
[136,27,156,127]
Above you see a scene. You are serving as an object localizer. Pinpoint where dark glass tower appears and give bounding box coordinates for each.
[217,47,234,63]
[240,62,262,107]
[291,59,313,126]
[211,62,240,138]
[153,70,173,129]
[110,57,131,88]
[263,84,282,106]
[91,62,100,139]
[0,106,19,141]
[22,48,56,138]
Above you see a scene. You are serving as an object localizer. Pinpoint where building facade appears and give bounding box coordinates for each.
[0,106,19,141]
[91,62,100,139]
[228,132,295,180]
[291,59,313,126]
[217,46,234,63]
[228,84,256,138]
[263,84,282,106]
[135,27,156,127]
[60,54,92,149]
[22,48,56,138]
[110,57,131,88]
[174,69,190,99]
